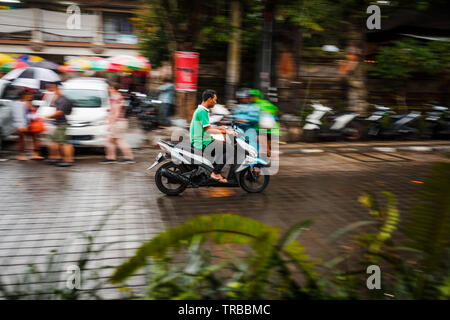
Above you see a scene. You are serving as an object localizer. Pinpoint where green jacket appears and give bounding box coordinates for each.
[255,98,280,136]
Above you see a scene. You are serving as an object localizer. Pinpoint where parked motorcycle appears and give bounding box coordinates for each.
[364,104,422,139]
[147,122,270,196]
[137,98,162,131]
[302,102,362,141]
[121,91,148,117]
[421,105,450,139]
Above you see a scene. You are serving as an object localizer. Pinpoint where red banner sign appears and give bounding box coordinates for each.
[175,51,199,92]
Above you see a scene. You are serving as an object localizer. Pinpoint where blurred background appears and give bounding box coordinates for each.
[0,0,448,120]
[0,0,449,301]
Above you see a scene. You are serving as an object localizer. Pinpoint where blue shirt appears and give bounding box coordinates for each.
[233,103,260,127]
[158,83,174,104]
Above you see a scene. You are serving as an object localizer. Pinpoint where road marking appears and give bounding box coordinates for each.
[300,149,324,153]
[339,153,383,162]
[373,147,397,152]
[403,146,432,152]
[367,152,409,161]
[433,146,450,152]
[337,148,358,152]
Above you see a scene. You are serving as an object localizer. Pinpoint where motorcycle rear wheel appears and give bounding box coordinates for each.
[345,121,364,140]
[155,162,187,196]
[239,167,270,193]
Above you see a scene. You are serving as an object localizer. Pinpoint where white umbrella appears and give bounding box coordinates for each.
[12,78,40,89]
[2,67,61,89]
[2,67,61,82]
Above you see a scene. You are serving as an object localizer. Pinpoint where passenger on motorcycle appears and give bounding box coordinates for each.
[249,89,280,157]
[232,89,260,151]
[190,89,237,183]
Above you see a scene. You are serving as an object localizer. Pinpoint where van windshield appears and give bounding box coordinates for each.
[62,89,106,108]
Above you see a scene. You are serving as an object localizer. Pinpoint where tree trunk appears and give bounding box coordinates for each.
[257,0,276,96]
[225,0,242,105]
[345,21,368,115]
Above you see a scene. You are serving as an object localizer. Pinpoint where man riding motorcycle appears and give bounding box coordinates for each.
[190,89,237,183]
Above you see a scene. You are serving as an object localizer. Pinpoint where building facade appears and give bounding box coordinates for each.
[0,0,140,62]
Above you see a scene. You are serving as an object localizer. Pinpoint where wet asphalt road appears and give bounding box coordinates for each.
[0,143,449,298]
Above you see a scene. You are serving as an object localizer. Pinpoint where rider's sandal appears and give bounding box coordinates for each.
[30,154,44,160]
[210,175,227,183]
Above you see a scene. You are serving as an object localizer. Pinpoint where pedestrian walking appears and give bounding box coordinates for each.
[158,78,174,128]
[101,82,135,164]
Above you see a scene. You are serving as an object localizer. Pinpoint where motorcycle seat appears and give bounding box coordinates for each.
[161,140,199,154]
[432,105,448,111]
[374,105,391,111]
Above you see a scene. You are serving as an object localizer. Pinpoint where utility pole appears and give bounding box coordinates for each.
[225,0,242,105]
[258,0,275,97]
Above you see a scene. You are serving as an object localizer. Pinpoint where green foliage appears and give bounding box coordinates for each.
[342,163,450,300]
[438,274,450,299]
[369,39,445,92]
[136,0,252,66]
[2,158,449,300]
[110,214,321,299]
[402,162,450,299]
[357,192,400,263]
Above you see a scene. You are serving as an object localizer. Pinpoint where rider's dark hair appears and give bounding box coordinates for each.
[202,89,216,102]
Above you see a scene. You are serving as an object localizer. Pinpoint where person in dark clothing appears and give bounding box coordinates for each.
[44,83,74,167]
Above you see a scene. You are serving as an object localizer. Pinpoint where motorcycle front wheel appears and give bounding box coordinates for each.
[239,167,270,193]
[155,162,187,196]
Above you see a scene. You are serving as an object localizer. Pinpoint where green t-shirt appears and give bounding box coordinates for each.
[190,105,214,149]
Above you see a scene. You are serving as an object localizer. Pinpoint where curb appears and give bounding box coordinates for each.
[280,145,450,155]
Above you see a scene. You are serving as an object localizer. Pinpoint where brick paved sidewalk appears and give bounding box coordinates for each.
[0,149,448,299]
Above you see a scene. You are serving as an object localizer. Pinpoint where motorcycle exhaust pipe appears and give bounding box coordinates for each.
[160,168,190,185]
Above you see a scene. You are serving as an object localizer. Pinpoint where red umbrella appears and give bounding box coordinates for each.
[1,60,29,71]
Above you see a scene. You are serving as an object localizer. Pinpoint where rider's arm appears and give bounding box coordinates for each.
[205,125,227,135]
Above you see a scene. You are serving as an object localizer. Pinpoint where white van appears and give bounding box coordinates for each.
[38,77,110,147]
[0,79,15,149]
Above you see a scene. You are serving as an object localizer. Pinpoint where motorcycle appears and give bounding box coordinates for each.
[421,105,450,139]
[302,102,362,141]
[364,104,422,139]
[146,122,270,196]
[137,98,162,131]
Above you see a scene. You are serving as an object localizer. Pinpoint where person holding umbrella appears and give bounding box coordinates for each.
[12,88,44,161]
[44,83,74,167]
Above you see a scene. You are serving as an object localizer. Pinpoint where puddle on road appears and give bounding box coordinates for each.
[194,187,238,198]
